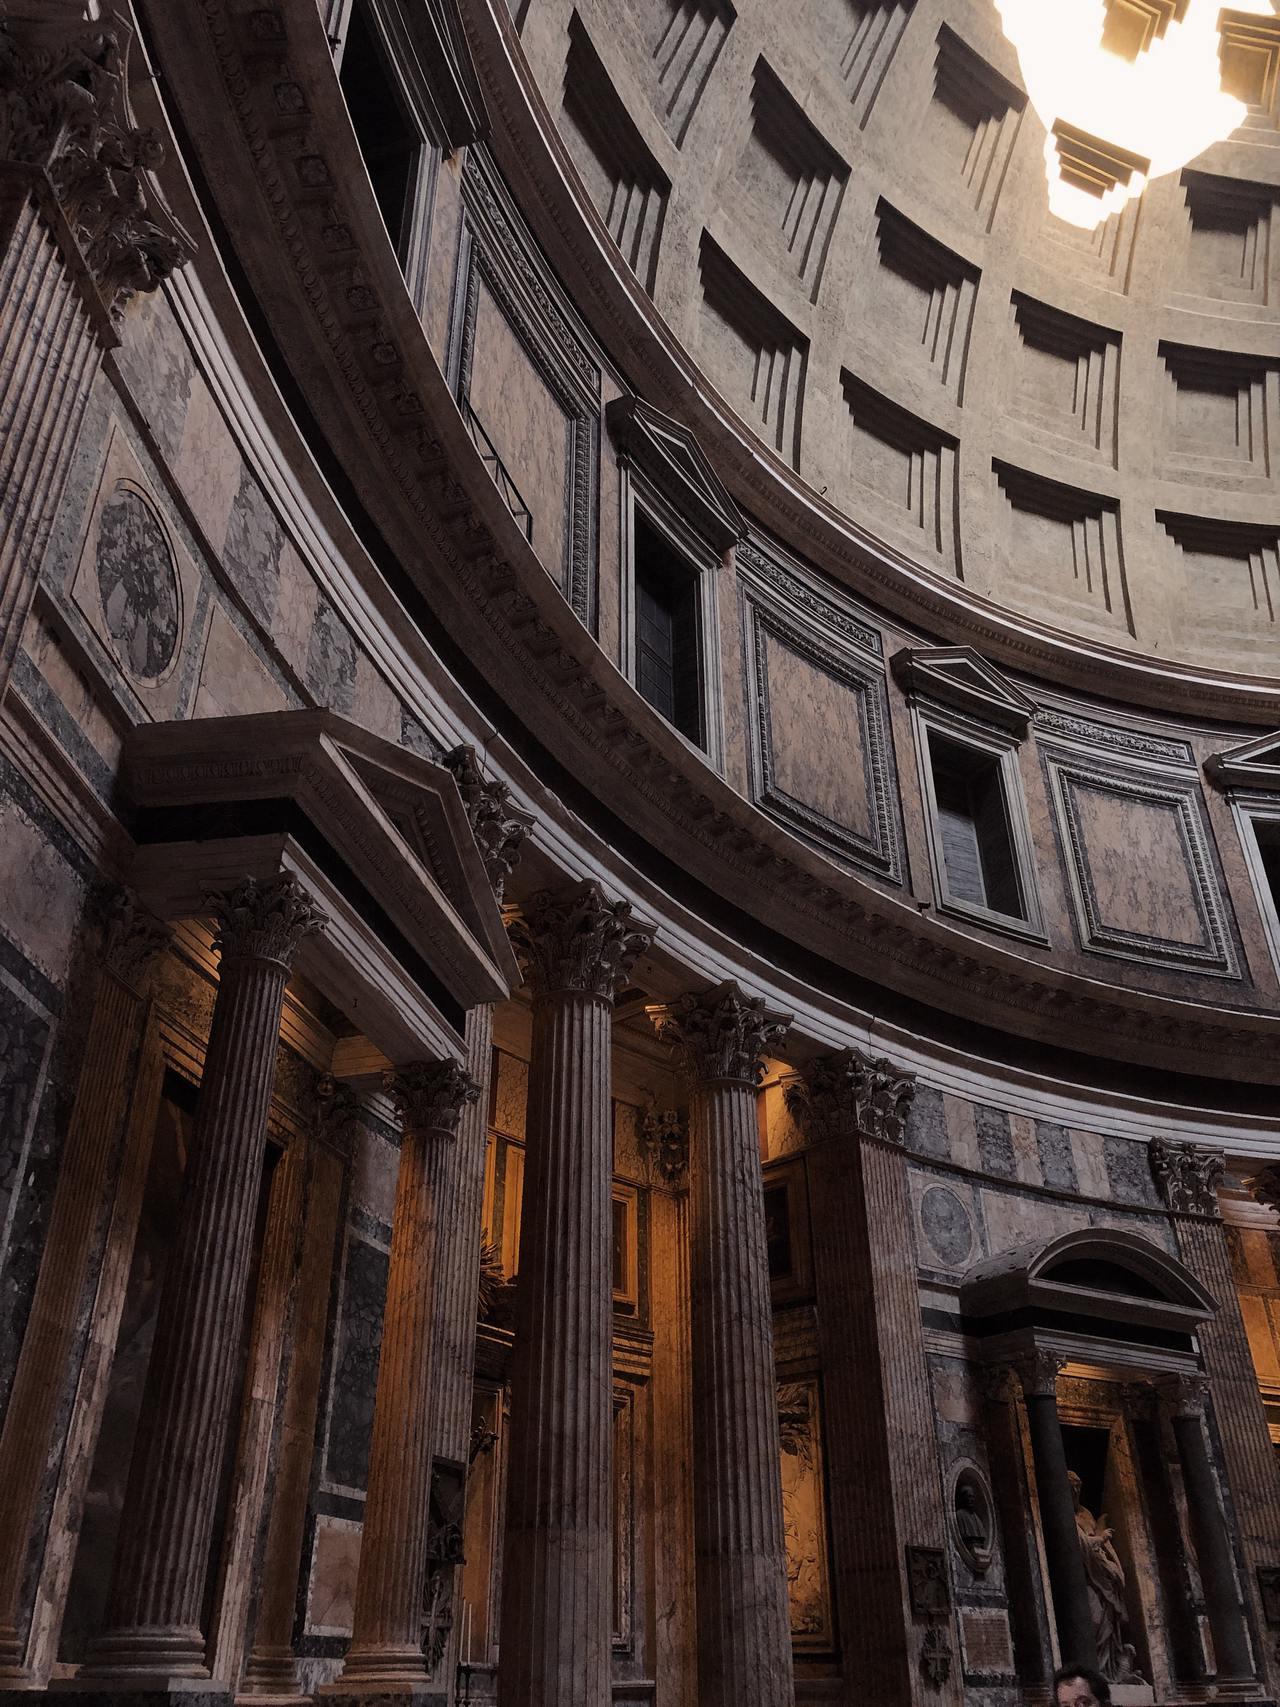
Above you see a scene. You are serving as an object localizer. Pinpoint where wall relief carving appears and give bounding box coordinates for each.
[777,1379,833,1650]
[94,483,181,682]
[950,1465,994,1577]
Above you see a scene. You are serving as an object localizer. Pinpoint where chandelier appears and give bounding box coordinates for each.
[994,0,1273,227]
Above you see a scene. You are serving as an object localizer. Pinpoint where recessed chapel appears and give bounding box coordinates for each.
[2,2,1280,1705]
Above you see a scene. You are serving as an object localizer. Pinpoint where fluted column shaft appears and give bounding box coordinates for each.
[333,1060,480,1691]
[660,982,793,1707]
[498,882,653,1707]
[0,896,166,1677]
[1163,1381,1254,1682]
[86,877,324,1681]
[1017,1356,1098,1673]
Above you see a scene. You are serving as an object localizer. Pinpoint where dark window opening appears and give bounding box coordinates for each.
[928,731,1024,920]
[633,514,704,747]
[338,0,420,257]
[1044,1257,1167,1301]
[1254,817,1280,915]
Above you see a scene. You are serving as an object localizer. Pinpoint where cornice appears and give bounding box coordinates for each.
[456,0,1280,728]
[137,0,1280,1084]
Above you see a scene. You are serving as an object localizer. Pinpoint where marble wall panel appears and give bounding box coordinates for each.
[911,1173,979,1274]
[305,1514,361,1637]
[221,464,285,633]
[492,1049,529,1140]
[322,1235,388,1496]
[305,597,358,716]
[777,1377,834,1651]
[112,292,193,464]
[192,605,292,721]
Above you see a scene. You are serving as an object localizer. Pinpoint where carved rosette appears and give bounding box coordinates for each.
[382,1059,480,1138]
[1156,1373,1210,1421]
[1011,1348,1064,1399]
[101,885,169,989]
[1149,1137,1225,1217]
[785,1047,916,1147]
[507,880,654,1000]
[639,1103,688,1187]
[658,980,791,1086]
[0,15,192,319]
[445,744,533,901]
[208,875,327,972]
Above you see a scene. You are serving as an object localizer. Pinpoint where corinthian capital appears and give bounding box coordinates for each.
[445,745,534,902]
[382,1059,480,1137]
[1247,1165,1280,1216]
[0,15,192,319]
[101,885,169,989]
[508,881,654,999]
[785,1047,915,1147]
[208,875,327,972]
[1149,1137,1225,1217]
[1156,1373,1210,1421]
[658,980,791,1086]
[1011,1348,1063,1399]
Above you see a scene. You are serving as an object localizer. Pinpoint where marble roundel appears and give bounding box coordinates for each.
[919,1184,974,1269]
[95,484,181,682]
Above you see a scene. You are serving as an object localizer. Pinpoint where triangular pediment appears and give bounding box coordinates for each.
[1205,729,1280,790]
[891,646,1036,731]
[606,396,745,552]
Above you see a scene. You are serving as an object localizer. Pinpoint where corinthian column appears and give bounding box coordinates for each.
[1159,1375,1254,1683]
[497,882,654,1707]
[788,1050,956,1707]
[0,14,189,699]
[325,1060,480,1697]
[0,892,167,1679]
[658,982,794,1707]
[82,876,324,1684]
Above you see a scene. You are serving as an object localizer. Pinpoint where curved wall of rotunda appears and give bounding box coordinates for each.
[0,3,1279,1707]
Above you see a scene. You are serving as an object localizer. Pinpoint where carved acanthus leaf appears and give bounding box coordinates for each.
[383,1059,480,1136]
[0,13,193,320]
[657,980,791,1086]
[101,885,169,988]
[1011,1348,1064,1399]
[786,1047,916,1146]
[1149,1137,1224,1217]
[444,744,533,900]
[507,881,654,999]
[208,875,327,970]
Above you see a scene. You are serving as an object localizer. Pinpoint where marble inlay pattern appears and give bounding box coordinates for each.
[323,1235,388,1495]
[222,465,285,631]
[94,485,181,682]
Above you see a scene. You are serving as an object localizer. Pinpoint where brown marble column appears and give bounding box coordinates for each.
[788,1050,957,1707]
[658,982,794,1707]
[0,15,189,699]
[325,1058,480,1696]
[239,1086,353,1701]
[82,876,325,1684]
[497,882,654,1707]
[0,893,168,1679]
[1160,1375,1255,1682]
[1152,1139,1280,1693]
[1013,1350,1099,1673]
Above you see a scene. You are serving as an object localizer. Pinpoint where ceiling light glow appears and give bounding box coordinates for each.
[994,0,1271,227]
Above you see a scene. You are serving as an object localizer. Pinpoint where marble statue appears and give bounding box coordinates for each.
[1069,1471,1143,1684]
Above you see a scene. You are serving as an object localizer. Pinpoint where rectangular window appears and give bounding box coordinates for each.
[927,730,1025,920]
[633,514,704,746]
[338,0,420,257]
[1255,816,1280,911]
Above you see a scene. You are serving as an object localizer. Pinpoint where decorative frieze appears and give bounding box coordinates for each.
[785,1046,915,1146]
[1149,1136,1225,1216]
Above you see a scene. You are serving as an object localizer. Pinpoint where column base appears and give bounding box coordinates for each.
[0,1689,231,1707]
[314,1692,445,1707]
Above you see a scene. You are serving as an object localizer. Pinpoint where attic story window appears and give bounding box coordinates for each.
[338,0,421,257]
[928,731,1025,921]
[633,514,704,747]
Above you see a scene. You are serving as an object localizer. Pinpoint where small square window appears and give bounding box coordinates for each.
[632,514,705,747]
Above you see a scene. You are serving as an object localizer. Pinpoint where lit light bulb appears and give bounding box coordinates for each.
[994,0,1272,227]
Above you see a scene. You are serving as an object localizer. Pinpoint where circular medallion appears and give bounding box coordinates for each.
[95,485,180,682]
[919,1184,974,1268]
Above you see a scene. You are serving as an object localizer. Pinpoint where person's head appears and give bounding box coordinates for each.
[1053,1664,1111,1707]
